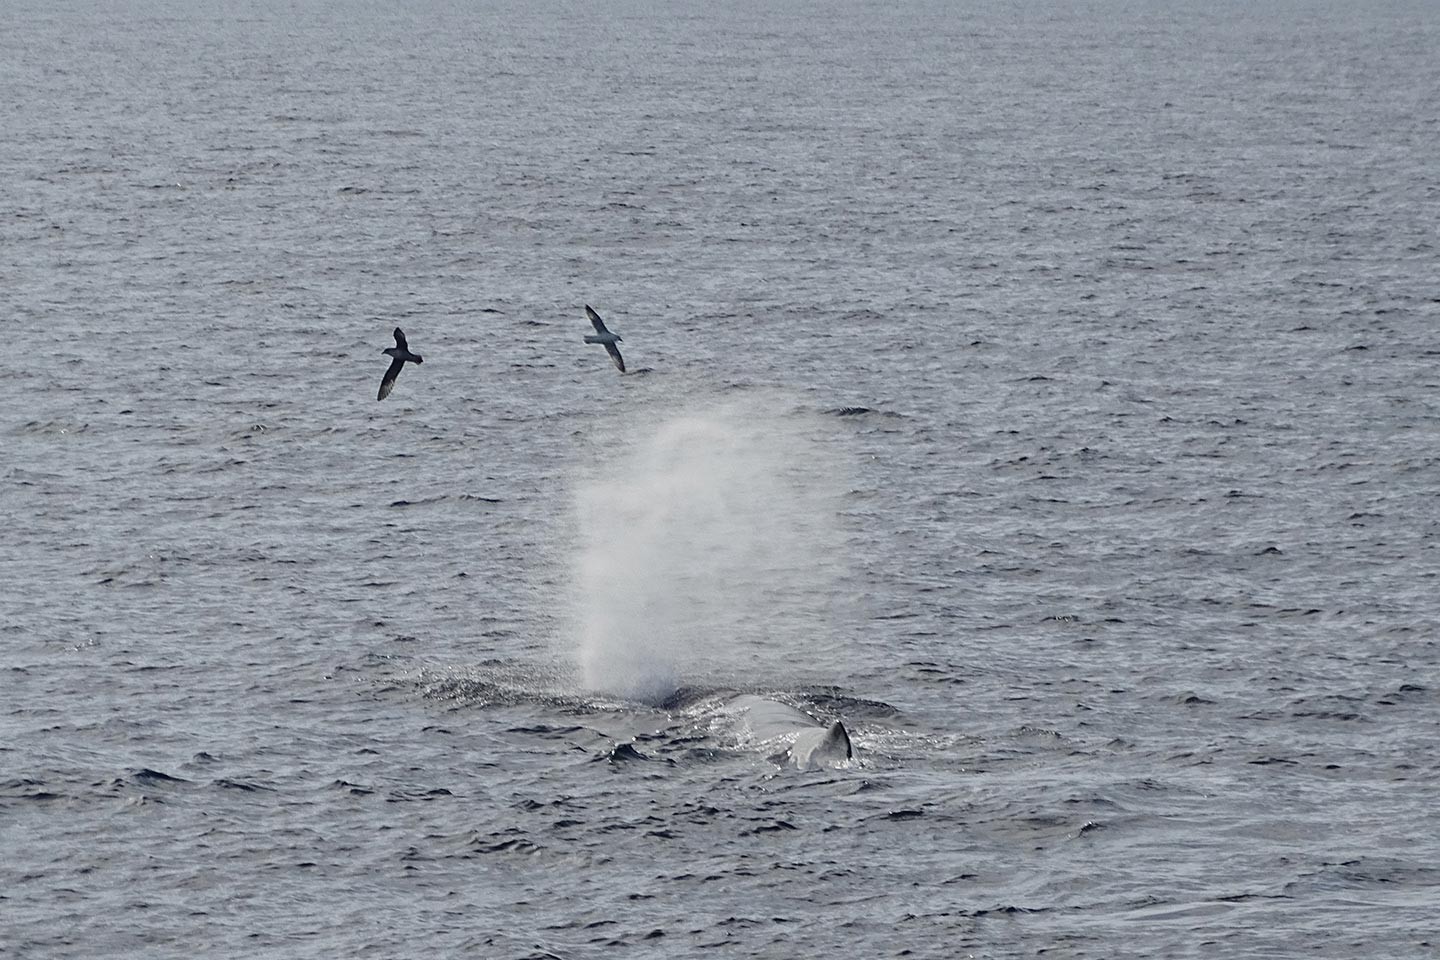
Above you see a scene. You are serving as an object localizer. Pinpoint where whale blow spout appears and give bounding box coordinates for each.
[569,398,851,703]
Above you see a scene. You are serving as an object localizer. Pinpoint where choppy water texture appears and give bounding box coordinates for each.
[4,1,1440,957]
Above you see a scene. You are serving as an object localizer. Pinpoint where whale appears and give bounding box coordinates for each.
[723,694,854,771]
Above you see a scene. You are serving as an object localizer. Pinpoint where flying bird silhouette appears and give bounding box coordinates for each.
[377,327,423,401]
[583,305,625,373]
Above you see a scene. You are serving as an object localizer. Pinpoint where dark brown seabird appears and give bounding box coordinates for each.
[378,327,423,401]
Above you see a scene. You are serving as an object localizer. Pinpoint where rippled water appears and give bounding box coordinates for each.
[4,2,1439,957]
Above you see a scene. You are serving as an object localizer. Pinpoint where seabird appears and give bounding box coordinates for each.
[583,305,625,373]
[377,327,423,401]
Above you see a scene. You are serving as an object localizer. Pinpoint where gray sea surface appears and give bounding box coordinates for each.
[4,1,1439,957]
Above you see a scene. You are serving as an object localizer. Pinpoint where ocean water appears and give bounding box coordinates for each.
[4,1,1439,956]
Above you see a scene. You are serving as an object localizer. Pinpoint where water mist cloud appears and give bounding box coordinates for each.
[572,396,849,704]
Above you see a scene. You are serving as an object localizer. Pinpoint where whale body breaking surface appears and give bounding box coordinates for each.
[722,694,854,771]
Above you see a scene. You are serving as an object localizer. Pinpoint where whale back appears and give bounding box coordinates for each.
[728,695,821,740]
[783,720,853,770]
[725,695,854,771]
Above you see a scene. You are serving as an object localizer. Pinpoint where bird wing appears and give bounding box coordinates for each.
[378,357,405,400]
[393,327,408,352]
[585,305,609,335]
[604,342,626,373]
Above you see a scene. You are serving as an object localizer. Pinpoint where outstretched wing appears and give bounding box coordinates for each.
[393,327,408,352]
[585,305,609,335]
[378,357,404,401]
[604,342,625,373]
